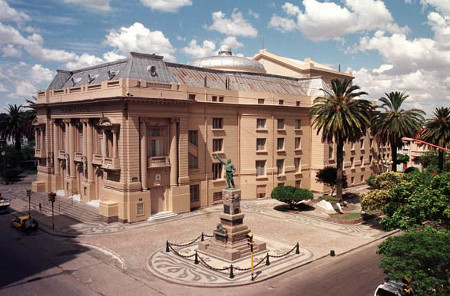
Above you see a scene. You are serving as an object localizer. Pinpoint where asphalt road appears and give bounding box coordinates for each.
[0,208,387,296]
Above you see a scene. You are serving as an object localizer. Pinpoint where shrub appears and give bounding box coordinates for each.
[3,168,23,182]
[361,189,389,211]
[322,194,340,203]
[315,166,348,196]
[371,172,404,190]
[366,175,376,187]
[404,166,419,174]
[271,186,313,209]
[396,153,409,164]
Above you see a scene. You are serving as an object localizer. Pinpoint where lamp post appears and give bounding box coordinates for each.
[1,150,5,185]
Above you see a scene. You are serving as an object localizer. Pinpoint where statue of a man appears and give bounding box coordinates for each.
[214,154,236,189]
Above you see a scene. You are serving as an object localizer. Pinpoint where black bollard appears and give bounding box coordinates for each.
[194,251,199,264]
[201,232,204,241]
[296,242,300,254]
[166,240,170,252]
[266,253,270,266]
[330,250,335,257]
[229,264,234,279]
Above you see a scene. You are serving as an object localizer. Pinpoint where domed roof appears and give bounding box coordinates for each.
[189,46,266,73]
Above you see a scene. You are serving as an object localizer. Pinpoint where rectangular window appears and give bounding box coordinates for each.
[369,155,373,164]
[360,156,364,166]
[277,119,285,130]
[213,138,223,152]
[188,94,196,100]
[148,128,165,157]
[295,180,301,188]
[277,159,284,175]
[212,118,223,129]
[256,138,266,151]
[278,183,284,187]
[137,203,144,216]
[295,137,301,150]
[360,139,364,149]
[295,119,301,130]
[370,138,373,148]
[351,142,355,150]
[329,146,334,159]
[190,185,199,203]
[188,130,198,147]
[277,138,284,150]
[296,101,301,106]
[212,95,218,102]
[258,98,264,104]
[212,163,223,180]
[295,158,301,173]
[360,175,364,182]
[351,176,355,184]
[256,160,266,176]
[213,192,222,202]
[256,185,266,198]
[278,99,284,105]
[256,118,266,129]
[350,157,354,168]
[219,96,224,102]
[188,153,198,169]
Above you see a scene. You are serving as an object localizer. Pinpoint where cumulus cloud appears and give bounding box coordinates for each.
[11,81,37,98]
[420,0,450,16]
[269,0,408,41]
[221,36,243,50]
[140,0,192,13]
[207,9,258,37]
[62,0,110,11]
[28,64,54,83]
[2,44,21,57]
[182,39,215,59]
[105,22,176,61]
[0,0,30,24]
[248,9,259,19]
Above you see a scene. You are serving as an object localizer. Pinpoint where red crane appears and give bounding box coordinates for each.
[402,137,450,152]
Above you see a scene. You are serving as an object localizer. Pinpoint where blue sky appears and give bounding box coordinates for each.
[1,0,449,115]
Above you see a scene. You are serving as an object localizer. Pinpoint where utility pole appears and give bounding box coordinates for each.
[26,189,32,216]
[48,192,56,230]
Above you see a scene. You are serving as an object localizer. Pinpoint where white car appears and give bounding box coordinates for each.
[374,281,414,296]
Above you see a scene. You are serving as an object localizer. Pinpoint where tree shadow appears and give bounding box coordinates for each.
[273,203,315,213]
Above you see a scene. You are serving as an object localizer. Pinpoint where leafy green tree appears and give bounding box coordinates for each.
[271,186,313,209]
[372,92,425,172]
[381,172,450,230]
[310,79,372,201]
[420,107,450,173]
[396,153,409,164]
[378,229,450,296]
[361,172,405,211]
[418,151,450,173]
[315,166,348,196]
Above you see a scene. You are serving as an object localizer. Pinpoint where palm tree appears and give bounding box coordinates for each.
[310,79,372,201]
[420,107,450,173]
[0,104,34,151]
[372,92,425,172]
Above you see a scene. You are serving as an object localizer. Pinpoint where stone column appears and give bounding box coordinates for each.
[102,130,107,157]
[112,129,117,158]
[40,127,44,155]
[82,121,87,156]
[53,121,60,175]
[34,129,38,150]
[169,118,178,187]
[140,119,147,190]
[68,120,75,178]
[86,120,94,183]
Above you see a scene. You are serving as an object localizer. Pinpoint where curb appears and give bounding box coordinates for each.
[78,242,126,269]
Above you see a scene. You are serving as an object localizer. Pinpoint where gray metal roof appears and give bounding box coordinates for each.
[189,55,265,71]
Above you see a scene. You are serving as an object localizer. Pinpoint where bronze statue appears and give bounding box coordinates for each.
[214,154,236,189]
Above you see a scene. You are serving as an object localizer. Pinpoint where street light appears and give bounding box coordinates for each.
[1,150,5,185]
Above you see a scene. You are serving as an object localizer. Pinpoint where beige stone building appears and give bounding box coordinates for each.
[32,47,384,223]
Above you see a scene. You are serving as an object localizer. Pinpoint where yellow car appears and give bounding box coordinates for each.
[11,215,39,234]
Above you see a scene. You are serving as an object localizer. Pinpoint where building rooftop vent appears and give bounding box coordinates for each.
[71,77,82,86]
[88,74,99,84]
[147,65,157,77]
[107,70,119,80]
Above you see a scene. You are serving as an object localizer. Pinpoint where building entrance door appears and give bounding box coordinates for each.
[151,187,165,214]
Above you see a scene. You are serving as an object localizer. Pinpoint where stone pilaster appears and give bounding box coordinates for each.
[140,119,147,190]
[169,118,178,187]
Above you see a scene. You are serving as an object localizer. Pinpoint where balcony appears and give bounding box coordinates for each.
[102,157,120,170]
[58,150,66,160]
[148,156,170,168]
[74,152,84,162]
[92,154,103,165]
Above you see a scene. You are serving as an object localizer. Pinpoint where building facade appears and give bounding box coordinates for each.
[32,49,385,223]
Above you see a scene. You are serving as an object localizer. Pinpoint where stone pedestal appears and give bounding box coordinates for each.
[198,188,266,261]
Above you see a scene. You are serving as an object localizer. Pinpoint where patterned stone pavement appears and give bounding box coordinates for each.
[147,236,314,287]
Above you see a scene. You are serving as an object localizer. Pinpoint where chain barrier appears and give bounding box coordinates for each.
[165,234,300,280]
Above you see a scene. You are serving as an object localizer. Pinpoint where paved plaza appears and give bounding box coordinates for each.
[0,174,396,291]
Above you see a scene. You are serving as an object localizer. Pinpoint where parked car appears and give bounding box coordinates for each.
[11,215,39,234]
[0,198,10,214]
[374,280,414,296]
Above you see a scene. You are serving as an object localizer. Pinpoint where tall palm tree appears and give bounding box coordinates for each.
[1,104,26,151]
[420,107,450,173]
[372,92,425,172]
[310,79,372,201]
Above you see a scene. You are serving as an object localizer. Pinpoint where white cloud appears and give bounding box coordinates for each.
[269,0,408,41]
[221,36,243,50]
[427,11,450,50]
[105,22,176,61]
[62,0,110,11]
[420,0,450,16]
[372,64,393,74]
[248,9,259,19]
[28,64,53,83]
[65,54,103,70]
[140,0,192,13]
[176,35,186,41]
[0,0,30,24]
[0,82,6,92]
[2,44,21,57]
[182,39,215,59]
[268,15,297,32]
[102,51,126,62]
[207,9,258,38]
[10,81,37,98]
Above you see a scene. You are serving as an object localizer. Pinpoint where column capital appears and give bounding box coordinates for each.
[171,117,180,123]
